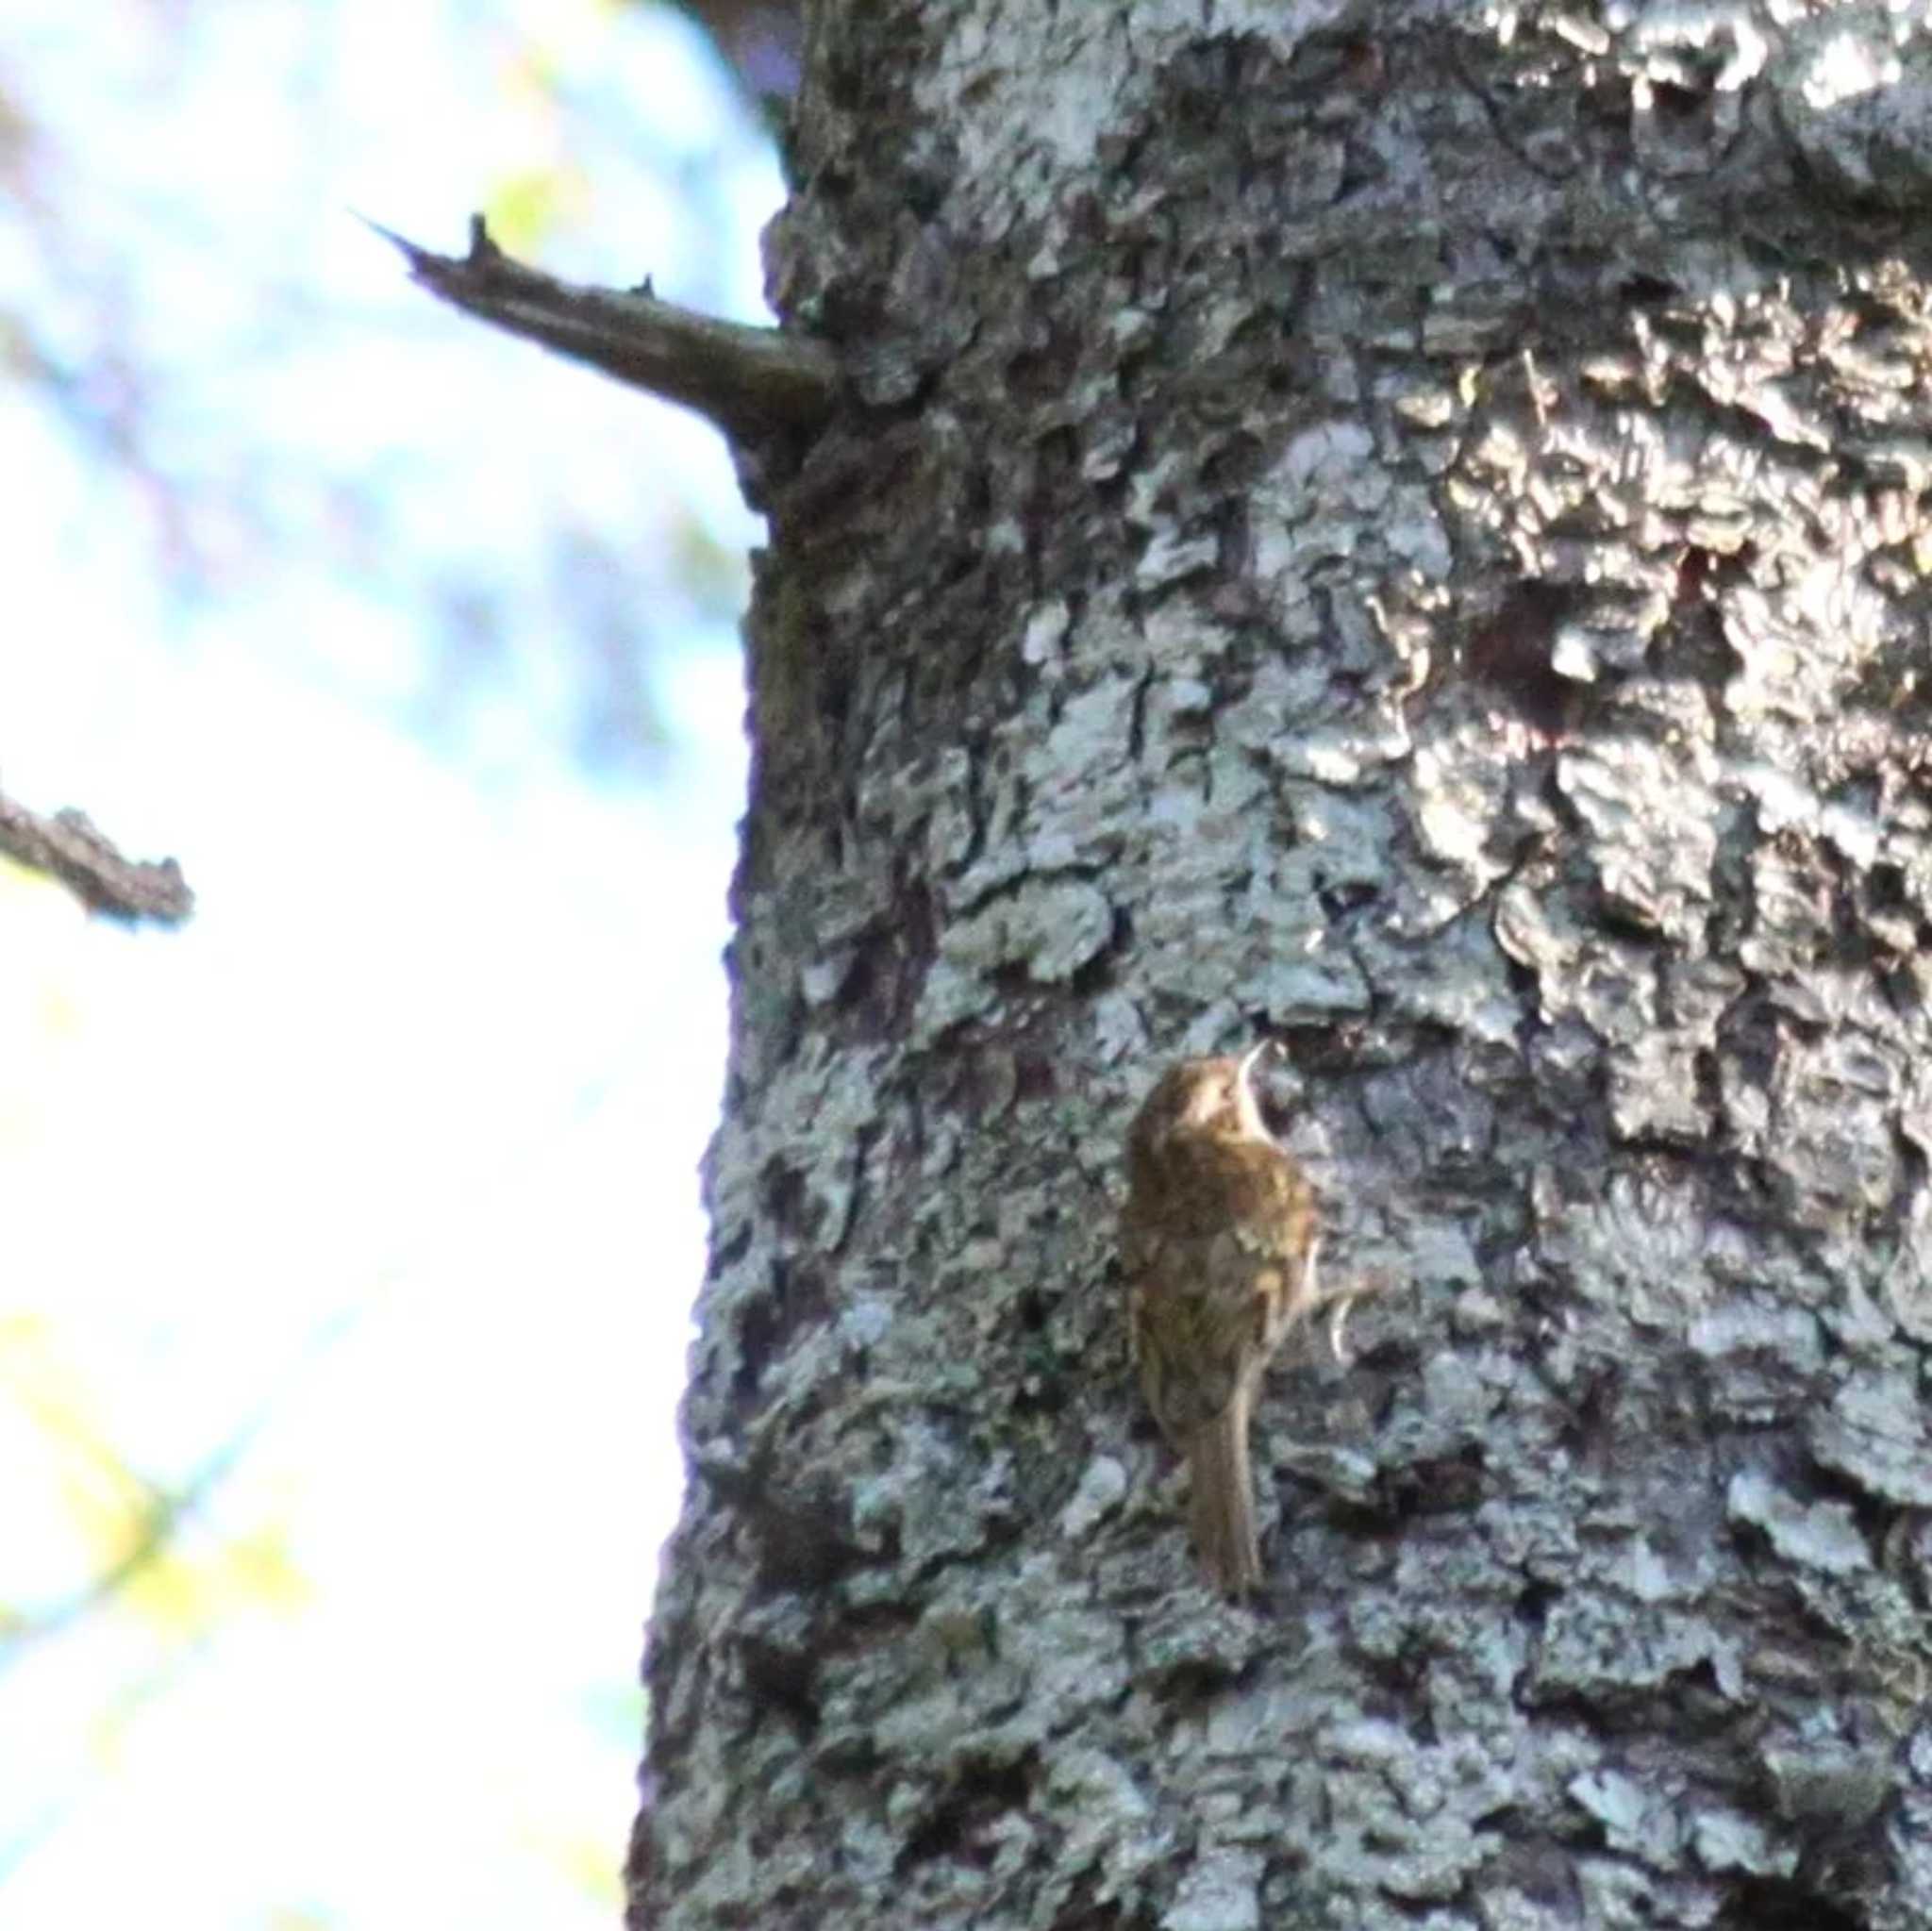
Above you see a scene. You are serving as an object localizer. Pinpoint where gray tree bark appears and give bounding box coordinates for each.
[630,6,1932,1926]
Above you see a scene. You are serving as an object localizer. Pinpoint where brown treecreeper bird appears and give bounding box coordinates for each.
[1121,1042,1322,1595]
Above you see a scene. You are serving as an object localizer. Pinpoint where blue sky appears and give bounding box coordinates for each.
[0,3,774,1922]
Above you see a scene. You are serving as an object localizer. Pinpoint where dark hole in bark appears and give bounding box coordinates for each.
[895,1753,1039,1873]
[1716,1875,1864,1931]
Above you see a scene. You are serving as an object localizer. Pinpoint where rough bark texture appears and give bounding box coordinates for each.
[631,6,1932,1927]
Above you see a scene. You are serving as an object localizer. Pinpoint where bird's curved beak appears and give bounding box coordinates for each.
[1235,1039,1279,1139]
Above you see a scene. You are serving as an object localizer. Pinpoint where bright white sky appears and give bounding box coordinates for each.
[0,4,775,1923]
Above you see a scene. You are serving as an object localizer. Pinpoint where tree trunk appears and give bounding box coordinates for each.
[631,6,1932,1925]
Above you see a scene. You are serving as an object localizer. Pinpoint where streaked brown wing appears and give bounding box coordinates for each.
[1128,1222,1282,1441]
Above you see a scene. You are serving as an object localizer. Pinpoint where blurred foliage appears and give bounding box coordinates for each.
[0,3,768,1919]
[0,1314,305,1654]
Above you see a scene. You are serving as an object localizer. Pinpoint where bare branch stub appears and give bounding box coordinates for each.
[370,213,839,445]
[0,791,193,925]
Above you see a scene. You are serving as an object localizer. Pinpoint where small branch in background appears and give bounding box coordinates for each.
[0,790,193,925]
[371,214,838,444]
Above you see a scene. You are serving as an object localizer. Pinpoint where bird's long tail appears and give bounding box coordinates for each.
[1186,1391,1260,1594]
